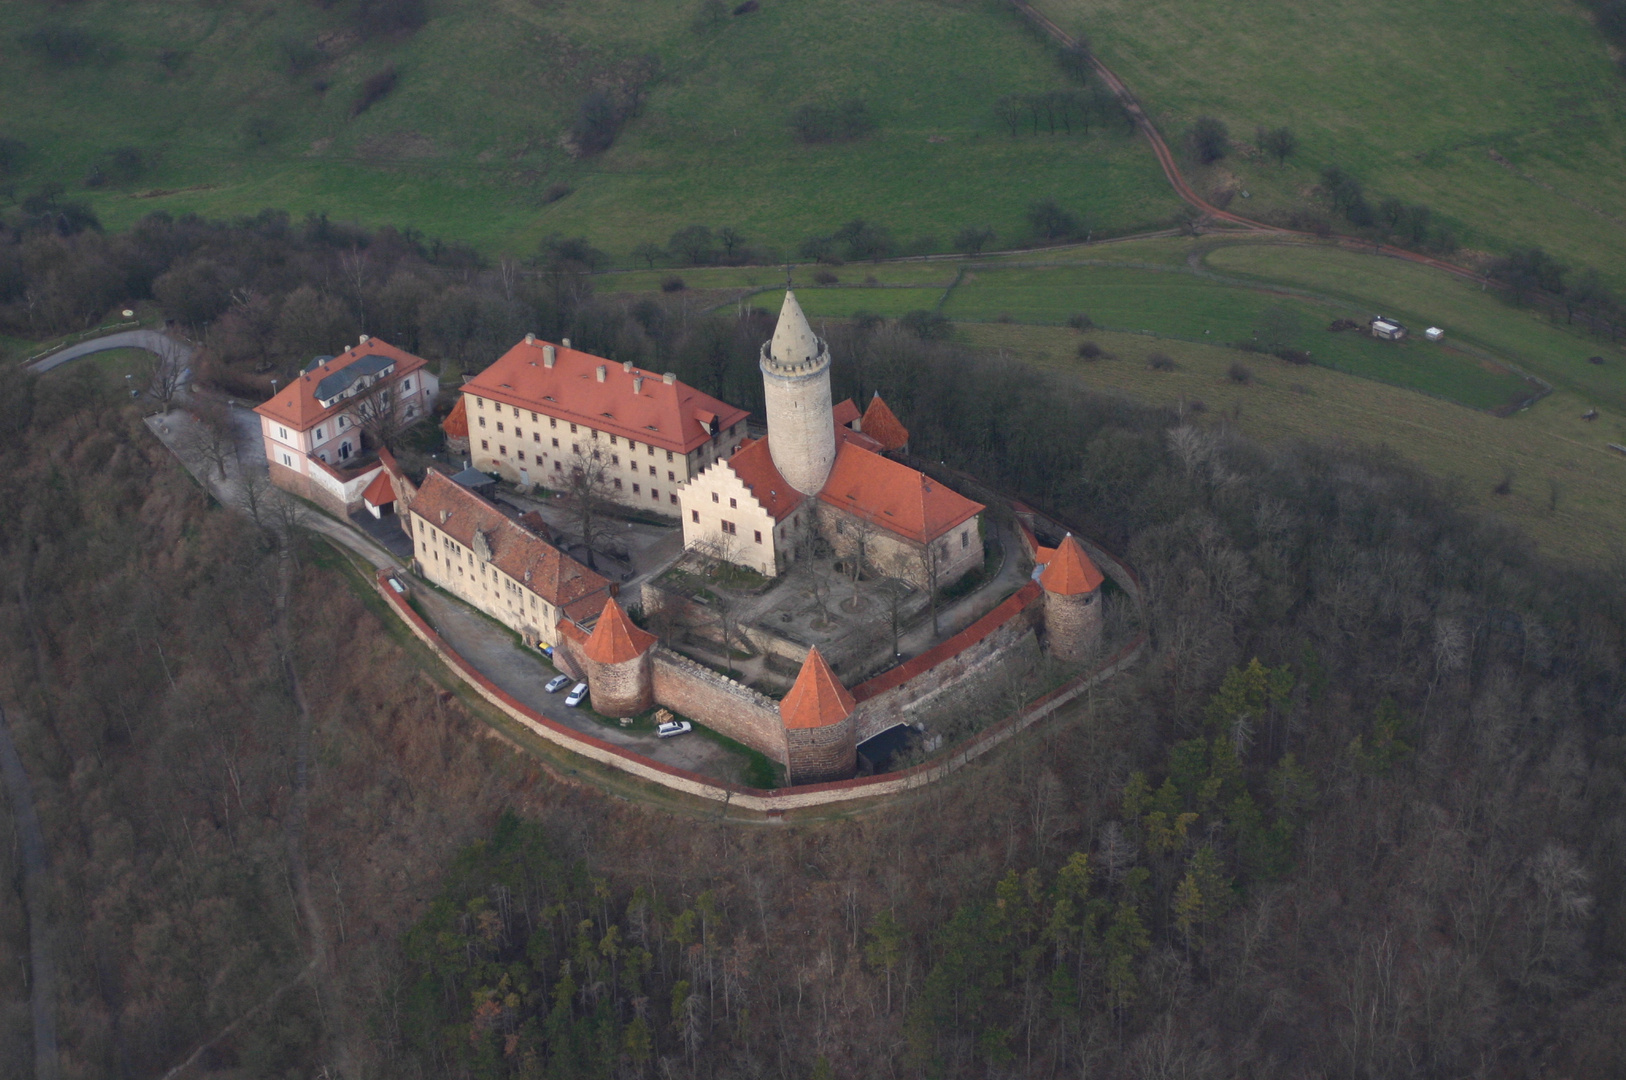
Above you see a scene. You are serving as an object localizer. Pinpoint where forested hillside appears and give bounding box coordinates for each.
[1,209,1625,1076]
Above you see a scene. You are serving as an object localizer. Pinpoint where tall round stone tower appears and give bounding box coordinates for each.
[761,290,837,495]
[1039,534,1106,664]
[581,597,657,716]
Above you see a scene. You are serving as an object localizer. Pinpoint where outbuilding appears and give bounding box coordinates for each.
[1425,326,1445,342]
[1370,317,1407,341]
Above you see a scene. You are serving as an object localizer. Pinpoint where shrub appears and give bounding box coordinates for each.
[352,67,400,116]
[1027,199,1079,241]
[900,310,951,340]
[542,183,573,204]
[691,0,727,32]
[355,0,427,39]
[833,219,893,262]
[789,100,875,144]
[158,48,185,74]
[1227,362,1254,384]
[0,138,25,178]
[1148,353,1177,371]
[243,118,278,148]
[1493,468,1515,496]
[1067,313,1094,331]
[955,226,995,256]
[996,313,1015,324]
[812,270,839,285]
[570,89,624,154]
[1078,342,1103,360]
[1275,348,1312,366]
[278,37,323,77]
[660,276,686,293]
[667,225,714,265]
[84,147,147,189]
[1190,116,1229,164]
[1589,355,1606,365]
[733,0,760,12]
[18,25,103,66]
[1187,399,1207,413]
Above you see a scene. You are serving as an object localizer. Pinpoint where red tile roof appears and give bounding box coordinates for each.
[832,398,861,428]
[409,471,612,623]
[1039,534,1104,595]
[860,393,909,452]
[582,597,657,664]
[818,443,983,545]
[361,470,396,508]
[724,437,805,522]
[462,338,750,455]
[254,337,429,432]
[441,396,469,439]
[853,582,1043,702]
[780,647,856,729]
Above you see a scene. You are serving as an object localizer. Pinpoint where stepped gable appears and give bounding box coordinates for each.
[463,338,748,454]
[780,647,856,730]
[410,471,612,622]
[582,597,657,664]
[724,437,805,521]
[441,396,468,439]
[1039,534,1105,595]
[859,392,909,452]
[818,442,983,545]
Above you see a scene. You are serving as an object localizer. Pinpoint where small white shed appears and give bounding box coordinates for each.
[1370,317,1407,341]
[1425,327,1445,342]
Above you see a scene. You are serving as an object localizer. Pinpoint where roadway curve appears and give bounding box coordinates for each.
[1007,0,1491,284]
[27,329,194,375]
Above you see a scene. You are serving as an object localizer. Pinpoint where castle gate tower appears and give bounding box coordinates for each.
[761,291,837,495]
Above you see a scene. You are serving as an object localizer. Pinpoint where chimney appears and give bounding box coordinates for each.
[525,332,536,345]
[622,360,634,373]
[663,372,676,385]
[543,345,556,368]
[561,337,571,348]
[633,376,644,394]
[359,334,370,345]
[596,365,607,383]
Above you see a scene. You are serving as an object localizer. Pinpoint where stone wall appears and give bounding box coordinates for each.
[1044,590,1103,664]
[815,502,982,590]
[588,653,654,717]
[787,717,856,784]
[269,460,351,518]
[650,648,788,766]
[851,584,1044,742]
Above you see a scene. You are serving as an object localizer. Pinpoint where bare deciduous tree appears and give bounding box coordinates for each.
[561,449,619,571]
[144,335,189,411]
[181,399,238,481]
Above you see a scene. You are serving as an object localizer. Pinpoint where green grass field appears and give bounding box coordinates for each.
[962,323,1626,563]
[0,0,1180,258]
[1030,0,1626,289]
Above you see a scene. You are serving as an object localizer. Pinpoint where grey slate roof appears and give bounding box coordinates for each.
[313,353,395,401]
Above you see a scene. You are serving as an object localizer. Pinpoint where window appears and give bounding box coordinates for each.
[611,454,620,466]
[339,416,349,429]
[479,416,487,428]
[530,412,537,421]
[649,465,656,477]
[692,510,700,523]
[570,423,578,433]
[961,530,969,549]
[572,443,579,455]
[712,492,719,503]
[277,426,289,440]
[550,417,557,428]
[315,427,325,441]
[614,479,622,490]
[406,405,416,418]
[721,520,737,535]
[517,451,526,462]
[668,471,675,482]
[281,453,292,467]
[729,498,737,509]
[496,422,504,433]
[651,489,659,500]
[515,428,523,439]
[554,461,562,472]
[609,435,617,446]
[754,530,763,544]
[532,433,540,443]
[481,439,489,450]
[666,450,673,462]
[552,438,559,448]
[632,484,640,494]
[476,398,484,409]
[512,406,519,417]
[499,445,507,456]
[670,493,678,505]
[403,378,412,392]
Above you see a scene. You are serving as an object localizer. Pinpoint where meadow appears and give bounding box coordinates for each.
[1029,0,1626,288]
[0,0,1179,257]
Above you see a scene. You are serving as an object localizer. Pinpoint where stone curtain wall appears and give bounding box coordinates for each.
[851,584,1044,741]
[650,648,788,765]
[786,717,856,784]
[269,460,352,518]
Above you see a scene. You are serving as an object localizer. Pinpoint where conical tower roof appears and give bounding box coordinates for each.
[1039,534,1105,596]
[860,392,909,452]
[582,597,657,664]
[767,290,821,369]
[780,647,856,729]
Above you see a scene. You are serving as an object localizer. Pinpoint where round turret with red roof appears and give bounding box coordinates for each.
[581,597,658,716]
[1038,534,1105,663]
[780,647,858,784]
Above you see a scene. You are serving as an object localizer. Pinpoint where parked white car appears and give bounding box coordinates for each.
[545,675,571,693]
[656,719,693,738]
[565,683,588,707]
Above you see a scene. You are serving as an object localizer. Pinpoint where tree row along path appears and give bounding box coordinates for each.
[0,703,60,1080]
[1004,0,1493,285]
